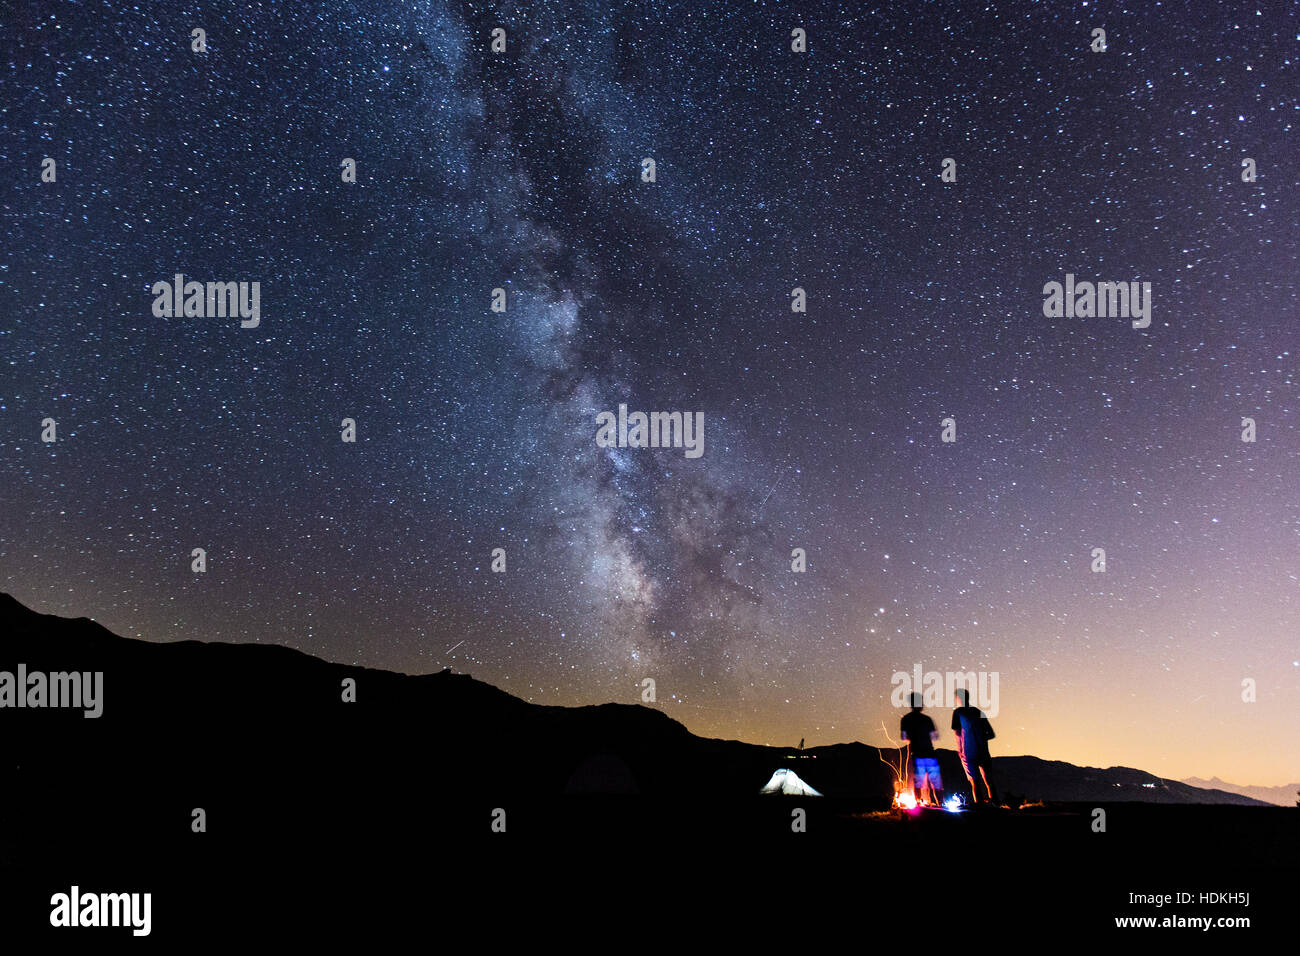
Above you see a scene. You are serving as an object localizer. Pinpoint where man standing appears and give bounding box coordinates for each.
[900,692,943,806]
[952,687,999,805]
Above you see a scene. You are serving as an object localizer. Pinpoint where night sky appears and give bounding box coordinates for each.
[2,1,1297,786]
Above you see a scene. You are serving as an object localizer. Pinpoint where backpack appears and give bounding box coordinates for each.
[980,715,996,741]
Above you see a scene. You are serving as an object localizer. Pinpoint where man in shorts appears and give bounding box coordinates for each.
[951,687,999,805]
[900,692,943,806]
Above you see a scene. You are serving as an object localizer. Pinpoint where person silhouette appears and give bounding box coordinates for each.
[900,691,943,806]
[951,687,998,805]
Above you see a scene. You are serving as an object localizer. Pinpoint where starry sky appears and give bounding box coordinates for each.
[2,1,1297,786]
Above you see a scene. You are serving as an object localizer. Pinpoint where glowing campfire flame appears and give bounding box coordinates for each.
[878,721,914,811]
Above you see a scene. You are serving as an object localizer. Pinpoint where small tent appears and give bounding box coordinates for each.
[759,767,823,796]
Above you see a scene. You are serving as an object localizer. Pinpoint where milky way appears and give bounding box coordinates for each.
[2,1,1297,785]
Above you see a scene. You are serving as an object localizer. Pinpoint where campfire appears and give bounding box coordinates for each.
[879,723,965,813]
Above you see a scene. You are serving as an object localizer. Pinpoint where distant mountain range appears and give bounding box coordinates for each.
[0,592,1270,810]
[1182,776,1299,807]
[5,591,1296,944]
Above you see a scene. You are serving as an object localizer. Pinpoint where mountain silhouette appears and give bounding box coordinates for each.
[5,592,1296,944]
[1182,776,1300,807]
[0,592,1265,809]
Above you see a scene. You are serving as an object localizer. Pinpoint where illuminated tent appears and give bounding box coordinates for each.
[758,768,823,796]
